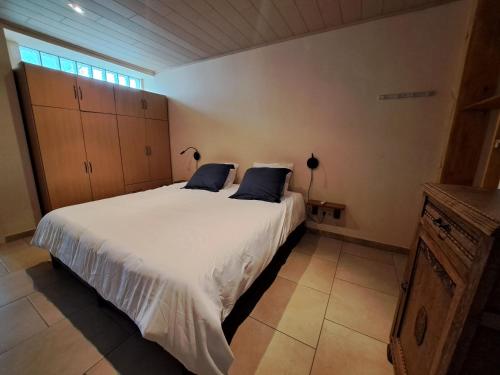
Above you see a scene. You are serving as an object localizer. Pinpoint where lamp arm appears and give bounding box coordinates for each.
[180,146,199,155]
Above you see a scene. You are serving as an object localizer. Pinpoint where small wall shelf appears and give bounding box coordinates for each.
[307,199,346,219]
[463,95,500,111]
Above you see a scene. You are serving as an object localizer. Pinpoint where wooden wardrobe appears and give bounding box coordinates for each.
[15,63,172,213]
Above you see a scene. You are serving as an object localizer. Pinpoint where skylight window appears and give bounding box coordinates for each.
[106,71,117,84]
[60,58,77,74]
[18,46,142,89]
[92,67,104,80]
[19,46,41,66]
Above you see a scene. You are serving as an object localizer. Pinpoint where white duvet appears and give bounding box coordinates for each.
[32,183,305,375]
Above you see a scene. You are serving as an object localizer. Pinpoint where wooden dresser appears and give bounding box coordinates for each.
[389,183,500,375]
[15,63,172,212]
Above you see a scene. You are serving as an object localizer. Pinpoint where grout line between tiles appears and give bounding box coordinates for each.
[323,318,390,345]
[276,273,332,296]
[27,294,50,328]
[307,239,344,375]
[247,316,317,351]
[335,276,398,298]
[333,277,399,298]
[0,298,53,357]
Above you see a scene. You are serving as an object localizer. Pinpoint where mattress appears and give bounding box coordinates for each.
[32,183,305,375]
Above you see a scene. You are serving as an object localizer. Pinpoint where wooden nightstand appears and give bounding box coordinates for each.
[307,199,346,219]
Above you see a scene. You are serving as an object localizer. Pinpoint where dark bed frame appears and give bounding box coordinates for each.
[49,222,306,372]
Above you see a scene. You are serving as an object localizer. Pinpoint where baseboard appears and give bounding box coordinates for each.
[4,229,35,243]
[307,228,409,254]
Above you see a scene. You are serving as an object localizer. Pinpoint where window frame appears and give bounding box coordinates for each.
[18,45,143,89]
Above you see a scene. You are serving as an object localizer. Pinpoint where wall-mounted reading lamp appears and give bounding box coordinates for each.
[180,146,201,161]
[180,146,201,170]
[306,153,319,203]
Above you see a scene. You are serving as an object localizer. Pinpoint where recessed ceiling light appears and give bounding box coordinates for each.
[68,3,84,14]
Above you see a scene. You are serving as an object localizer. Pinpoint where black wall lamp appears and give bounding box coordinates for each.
[307,153,319,170]
[180,146,201,161]
[306,153,319,204]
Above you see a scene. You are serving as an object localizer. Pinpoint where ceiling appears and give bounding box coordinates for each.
[0,0,455,74]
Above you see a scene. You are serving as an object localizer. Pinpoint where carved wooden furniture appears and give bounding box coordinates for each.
[389,183,500,375]
[15,63,172,212]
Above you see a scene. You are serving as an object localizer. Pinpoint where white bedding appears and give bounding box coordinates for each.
[32,183,305,375]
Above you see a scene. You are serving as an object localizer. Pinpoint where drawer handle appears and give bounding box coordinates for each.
[432,217,451,239]
[414,306,428,346]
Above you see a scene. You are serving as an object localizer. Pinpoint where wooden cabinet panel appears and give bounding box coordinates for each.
[32,106,92,209]
[146,119,172,182]
[77,77,116,114]
[398,236,459,375]
[115,86,144,117]
[117,116,149,185]
[25,64,79,109]
[81,113,124,200]
[144,91,168,120]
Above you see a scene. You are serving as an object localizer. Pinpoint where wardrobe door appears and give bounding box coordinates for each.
[115,86,144,117]
[143,92,168,120]
[81,113,125,200]
[25,64,79,109]
[77,77,116,113]
[117,116,149,185]
[146,119,172,181]
[32,106,92,209]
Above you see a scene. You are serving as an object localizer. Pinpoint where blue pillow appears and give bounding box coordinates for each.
[230,167,291,203]
[184,163,234,192]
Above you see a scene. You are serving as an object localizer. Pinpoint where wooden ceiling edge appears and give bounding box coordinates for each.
[163,0,461,72]
[0,18,156,76]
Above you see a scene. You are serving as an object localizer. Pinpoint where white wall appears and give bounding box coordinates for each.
[146,1,472,249]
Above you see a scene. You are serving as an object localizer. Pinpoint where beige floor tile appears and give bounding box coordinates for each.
[311,320,393,375]
[326,279,397,343]
[28,280,97,326]
[294,233,320,255]
[0,263,70,307]
[393,253,408,281]
[295,234,342,262]
[0,298,47,353]
[279,252,336,293]
[0,303,130,375]
[251,276,329,347]
[85,359,118,375]
[342,242,394,265]
[0,262,7,277]
[23,236,34,245]
[86,334,184,375]
[336,253,399,296]
[0,319,103,375]
[0,241,50,273]
[230,317,315,375]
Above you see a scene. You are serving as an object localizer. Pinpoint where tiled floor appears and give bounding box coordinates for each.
[0,233,407,375]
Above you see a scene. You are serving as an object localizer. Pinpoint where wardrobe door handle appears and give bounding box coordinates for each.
[89,161,93,173]
[78,86,83,100]
[84,161,88,174]
[145,146,148,155]
[148,146,152,155]
[73,85,77,99]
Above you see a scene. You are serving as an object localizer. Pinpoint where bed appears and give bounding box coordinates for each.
[32,182,306,375]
